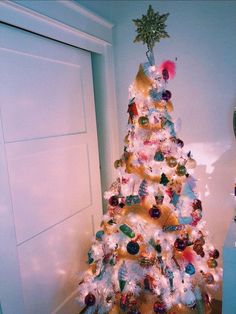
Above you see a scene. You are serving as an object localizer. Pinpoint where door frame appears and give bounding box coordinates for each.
[0,1,119,312]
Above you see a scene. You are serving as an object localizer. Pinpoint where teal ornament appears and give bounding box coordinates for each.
[126,195,141,206]
[160,173,169,186]
[185,263,195,275]
[154,151,164,161]
[178,216,193,225]
[183,182,196,200]
[96,230,104,241]
[118,261,128,292]
[127,241,140,255]
[149,88,162,101]
[139,179,148,197]
[87,250,94,264]
[170,192,180,206]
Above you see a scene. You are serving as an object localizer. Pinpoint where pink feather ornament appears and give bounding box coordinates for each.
[160,60,176,79]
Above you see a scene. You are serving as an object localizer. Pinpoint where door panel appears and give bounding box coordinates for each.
[6,138,92,244]
[0,23,102,313]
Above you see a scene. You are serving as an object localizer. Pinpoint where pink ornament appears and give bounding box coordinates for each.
[160,60,176,79]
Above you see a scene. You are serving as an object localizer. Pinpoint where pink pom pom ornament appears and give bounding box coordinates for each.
[160,60,176,80]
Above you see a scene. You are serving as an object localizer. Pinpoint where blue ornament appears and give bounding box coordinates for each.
[138,179,148,197]
[185,263,195,275]
[127,241,140,255]
[154,151,164,161]
[96,230,104,241]
[170,192,180,206]
[149,88,162,101]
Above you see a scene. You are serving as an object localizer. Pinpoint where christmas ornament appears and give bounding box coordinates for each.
[118,261,128,292]
[193,199,202,211]
[160,173,169,186]
[95,230,104,241]
[138,179,148,197]
[144,275,155,291]
[194,286,204,314]
[87,250,94,264]
[160,60,176,80]
[162,90,172,101]
[207,258,218,268]
[163,224,184,232]
[176,164,187,176]
[185,263,195,275]
[174,238,186,251]
[126,195,141,205]
[155,193,164,205]
[150,89,162,101]
[109,196,119,207]
[114,159,123,169]
[128,101,138,123]
[181,289,196,308]
[84,293,96,306]
[186,157,197,169]
[153,300,167,314]
[119,224,135,238]
[138,116,149,126]
[165,266,174,291]
[127,241,140,255]
[202,272,215,284]
[154,151,164,161]
[162,68,169,81]
[149,205,161,219]
[209,249,220,259]
[139,253,156,267]
[166,156,177,168]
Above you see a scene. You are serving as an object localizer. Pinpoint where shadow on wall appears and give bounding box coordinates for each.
[184,103,236,300]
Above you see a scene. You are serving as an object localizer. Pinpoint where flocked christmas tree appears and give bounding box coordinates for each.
[77,6,222,314]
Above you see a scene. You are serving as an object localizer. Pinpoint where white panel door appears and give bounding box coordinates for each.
[0,23,102,314]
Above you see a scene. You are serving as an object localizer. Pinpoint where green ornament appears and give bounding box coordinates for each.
[119,224,135,238]
[154,151,164,161]
[166,156,177,168]
[138,116,149,126]
[176,164,187,176]
[160,173,169,186]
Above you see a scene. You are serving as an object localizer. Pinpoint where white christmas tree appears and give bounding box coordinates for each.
[77,6,222,314]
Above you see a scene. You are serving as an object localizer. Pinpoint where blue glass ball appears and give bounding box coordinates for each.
[154,151,164,161]
[185,263,195,275]
[127,241,140,255]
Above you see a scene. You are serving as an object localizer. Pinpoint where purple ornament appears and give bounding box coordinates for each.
[153,301,167,314]
[162,69,169,81]
[84,293,96,306]
[174,238,186,251]
[162,90,172,101]
[149,206,161,219]
[109,196,119,207]
[209,249,220,259]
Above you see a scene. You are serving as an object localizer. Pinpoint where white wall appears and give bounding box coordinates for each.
[79,0,236,273]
